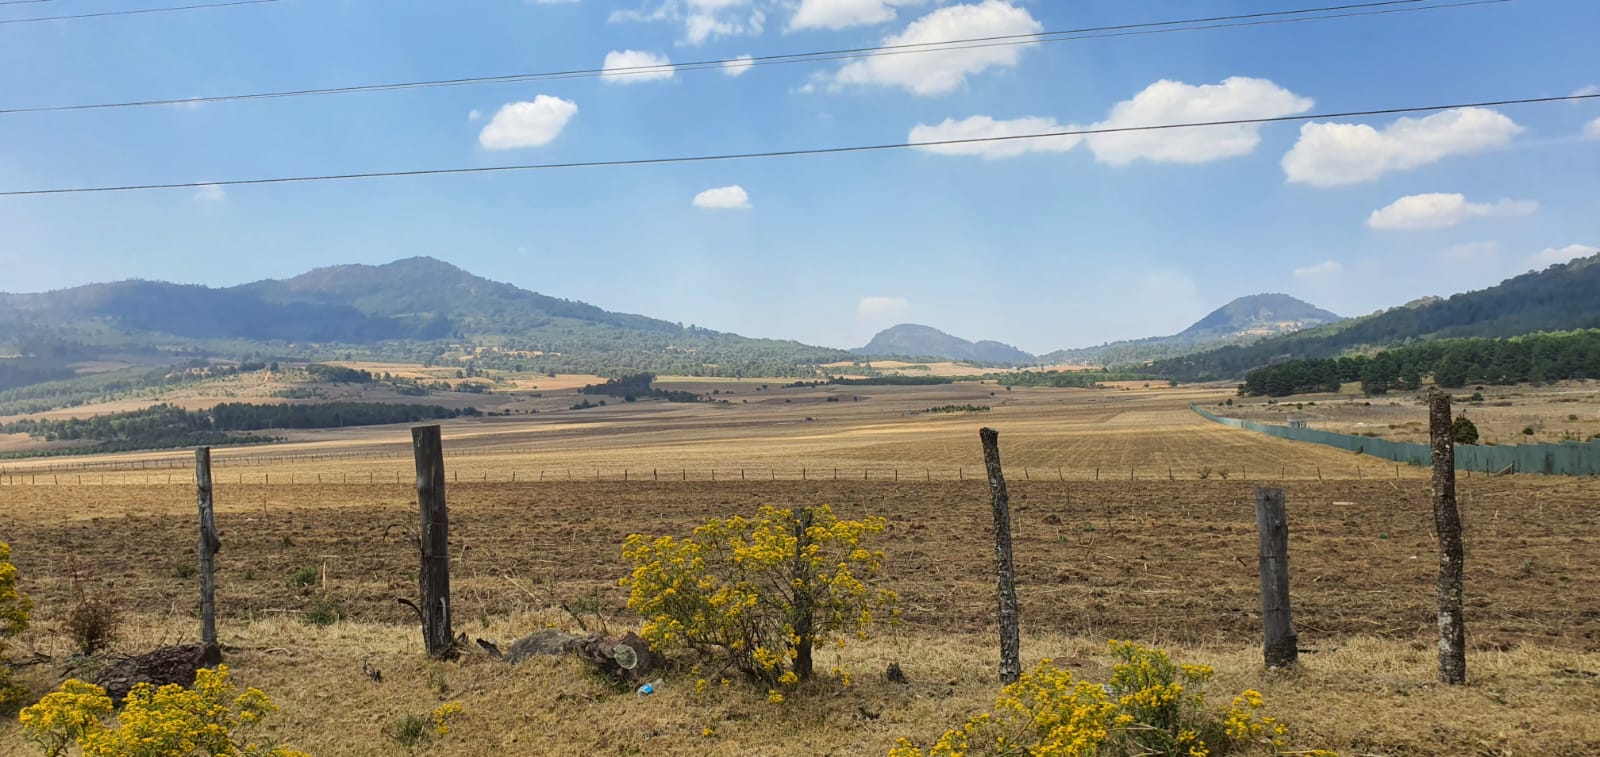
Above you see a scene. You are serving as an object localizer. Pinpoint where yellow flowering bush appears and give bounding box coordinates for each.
[18,665,308,757]
[1,541,33,713]
[890,642,1323,757]
[621,505,897,687]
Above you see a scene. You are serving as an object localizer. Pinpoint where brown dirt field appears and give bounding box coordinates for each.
[2,479,1594,651]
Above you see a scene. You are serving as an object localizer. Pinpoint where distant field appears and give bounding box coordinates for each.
[817,360,1104,376]
[1225,380,1600,446]
[0,384,1421,482]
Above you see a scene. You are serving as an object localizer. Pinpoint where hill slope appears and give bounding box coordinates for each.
[1042,293,1341,366]
[0,257,850,376]
[855,324,1034,364]
[1153,254,1600,381]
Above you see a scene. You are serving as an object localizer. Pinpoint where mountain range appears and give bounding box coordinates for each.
[5,253,1599,386]
[0,257,849,378]
[855,294,1342,366]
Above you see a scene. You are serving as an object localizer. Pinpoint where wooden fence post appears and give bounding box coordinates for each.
[1428,389,1466,684]
[195,447,222,666]
[979,427,1021,685]
[410,425,456,660]
[1254,487,1296,669]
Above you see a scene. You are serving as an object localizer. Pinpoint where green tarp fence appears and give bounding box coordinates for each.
[1191,404,1600,476]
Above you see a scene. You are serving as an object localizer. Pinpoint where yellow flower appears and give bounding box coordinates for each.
[767,690,784,705]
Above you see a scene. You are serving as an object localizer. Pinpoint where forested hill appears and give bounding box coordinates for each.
[1151,254,1600,381]
[1041,293,1341,366]
[856,324,1034,364]
[0,257,851,376]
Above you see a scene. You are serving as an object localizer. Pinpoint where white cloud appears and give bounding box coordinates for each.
[834,1,1042,96]
[1085,77,1313,165]
[721,54,754,76]
[478,96,578,150]
[692,185,751,209]
[611,0,764,46]
[1585,117,1600,140]
[1529,244,1599,269]
[1367,193,1538,230]
[1293,260,1342,280]
[1438,241,1502,264]
[857,296,909,321]
[908,115,1078,159]
[1571,84,1599,98]
[1282,107,1523,187]
[790,0,923,30]
[193,184,225,204]
[907,76,1308,164]
[467,109,483,122]
[601,50,675,83]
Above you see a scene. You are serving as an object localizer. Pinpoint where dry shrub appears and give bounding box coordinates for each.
[66,596,119,657]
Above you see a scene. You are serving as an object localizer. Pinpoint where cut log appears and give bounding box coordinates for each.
[477,629,582,664]
[575,632,660,684]
[476,630,660,683]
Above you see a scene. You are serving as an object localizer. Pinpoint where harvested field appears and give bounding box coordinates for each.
[0,385,1433,483]
[2,479,1595,651]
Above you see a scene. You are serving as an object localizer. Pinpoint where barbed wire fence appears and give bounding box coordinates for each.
[0,459,1442,486]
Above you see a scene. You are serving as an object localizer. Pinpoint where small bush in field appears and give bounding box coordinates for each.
[66,595,119,657]
[19,665,307,757]
[287,566,318,590]
[621,505,897,688]
[387,702,462,753]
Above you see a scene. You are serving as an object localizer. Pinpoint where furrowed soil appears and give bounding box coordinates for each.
[3,479,1595,650]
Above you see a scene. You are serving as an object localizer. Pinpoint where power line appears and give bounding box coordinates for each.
[0,0,1508,114]
[4,92,1592,198]
[0,0,280,25]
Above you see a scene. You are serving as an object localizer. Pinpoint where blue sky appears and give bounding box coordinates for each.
[1,0,1596,353]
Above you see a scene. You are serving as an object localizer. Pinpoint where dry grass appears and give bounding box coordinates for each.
[3,613,1596,756]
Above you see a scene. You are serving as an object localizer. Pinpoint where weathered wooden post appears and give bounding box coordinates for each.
[1254,487,1296,669]
[1428,389,1466,684]
[195,447,222,665]
[411,425,456,660]
[979,427,1021,684]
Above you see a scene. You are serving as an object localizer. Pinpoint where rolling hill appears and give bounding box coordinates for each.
[1152,254,1600,381]
[855,324,1034,364]
[1041,293,1342,366]
[0,257,850,378]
